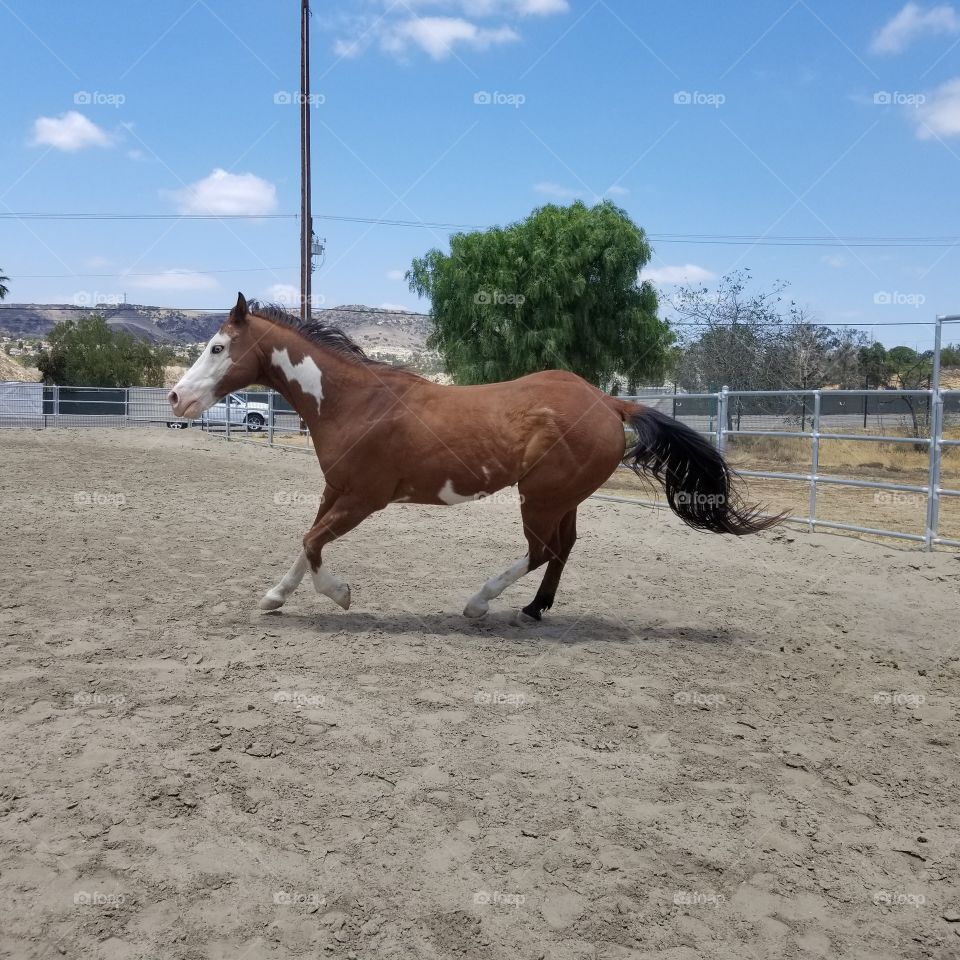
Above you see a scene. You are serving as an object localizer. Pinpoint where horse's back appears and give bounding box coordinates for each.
[429,368,623,427]
[449,368,611,404]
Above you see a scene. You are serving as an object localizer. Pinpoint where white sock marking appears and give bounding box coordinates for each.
[310,563,351,609]
[259,551,309,610]
[463,555,530,618]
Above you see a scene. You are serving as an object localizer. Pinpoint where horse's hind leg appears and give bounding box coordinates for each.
[462,498,567,619]
[520,508,577,622]
[463,555,532,618]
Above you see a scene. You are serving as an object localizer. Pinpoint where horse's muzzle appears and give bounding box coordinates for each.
[168,389,202,419]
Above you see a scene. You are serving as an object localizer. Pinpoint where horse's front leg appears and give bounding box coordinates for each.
[258,551,310,610]
[302,496,379,610]
[259,490,338,611]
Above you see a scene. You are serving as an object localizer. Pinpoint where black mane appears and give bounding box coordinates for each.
[248,301,399,370]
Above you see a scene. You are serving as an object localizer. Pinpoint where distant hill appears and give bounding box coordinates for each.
[0,353,42,382]
[0,303,222,343]
[942,367,960,390]
[0,302,433,355]
[317,304,433,357]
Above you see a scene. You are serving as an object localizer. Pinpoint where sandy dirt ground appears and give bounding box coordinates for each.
[2,428,959,960]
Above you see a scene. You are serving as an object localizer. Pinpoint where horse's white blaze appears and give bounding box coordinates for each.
[438,479,479,504]
[310,564,351,610]
[259,551,309,610]
[463,555,531,618]
[171,332,233,415]
[272,347,324,412]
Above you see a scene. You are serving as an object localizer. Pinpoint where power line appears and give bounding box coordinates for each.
[651,237,960,248]
[3,211,960,247]
[0,213,297,221]
[12,266,295,279]
[0,303,422,316]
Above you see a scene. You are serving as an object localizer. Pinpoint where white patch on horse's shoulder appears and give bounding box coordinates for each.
[271,347,323,412]
[438,479,479,505]
[481,465,491,481]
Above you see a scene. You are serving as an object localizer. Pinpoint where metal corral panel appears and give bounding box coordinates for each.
[0,381,43,425]
[128,387,175,422]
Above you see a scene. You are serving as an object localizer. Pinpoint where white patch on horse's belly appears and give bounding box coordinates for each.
[271,347,323,412]
[437,479,478,504]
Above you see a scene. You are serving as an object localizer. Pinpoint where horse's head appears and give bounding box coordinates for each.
[168,292,264,419]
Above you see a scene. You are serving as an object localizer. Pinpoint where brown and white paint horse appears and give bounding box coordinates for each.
[169,294,779,622]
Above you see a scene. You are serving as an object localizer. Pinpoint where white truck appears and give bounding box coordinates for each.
[166,393,270,431]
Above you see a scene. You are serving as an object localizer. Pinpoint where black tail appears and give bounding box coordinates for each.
[624,406,783,535]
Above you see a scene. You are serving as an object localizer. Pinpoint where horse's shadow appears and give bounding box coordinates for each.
[262,608,743,647]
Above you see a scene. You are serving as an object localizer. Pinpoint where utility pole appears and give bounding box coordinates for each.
[299,0,312,322]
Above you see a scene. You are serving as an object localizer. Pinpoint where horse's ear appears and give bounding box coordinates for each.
[230,291,248,324]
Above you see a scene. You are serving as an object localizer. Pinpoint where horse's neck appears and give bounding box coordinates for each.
[255,324,375,430]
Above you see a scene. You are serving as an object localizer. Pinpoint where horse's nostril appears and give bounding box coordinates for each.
[169,391,179,406]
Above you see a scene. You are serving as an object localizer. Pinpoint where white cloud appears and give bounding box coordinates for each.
[641,264,716,285]
[383,17,518,59]
[533,181,578,199]
[513,0,568,13]
[914,76,960,137]
[386,269,407,280]
[379,302,411,311]
[871,2,960,54]
[266,283,302,306]
[821,254,847,268]
[402,0,568,14]
[334,0,564,60]
[534,182,629,201]
[168,168,278,216]
[128,270,218,292]
[31,111,112,152]
[334,37,364,58]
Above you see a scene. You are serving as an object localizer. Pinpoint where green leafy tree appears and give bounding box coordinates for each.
[407,200,671,386]
[858,342,891,387]
[824,328,871,388]
[941,343,960,367]
[0,269,8,300]
[882,345,935,439]
[671,270,790,392]
[37,315,173,387]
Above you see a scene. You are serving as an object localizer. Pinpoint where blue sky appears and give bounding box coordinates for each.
[2,0,960,349]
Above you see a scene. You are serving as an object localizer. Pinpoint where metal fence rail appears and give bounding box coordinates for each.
[2,381,958,550]
[599,387,960,550]
[0,384,310,440]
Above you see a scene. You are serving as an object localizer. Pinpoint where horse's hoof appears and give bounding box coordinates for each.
[510,610,540,627]
[463,597,489,619]
[258,592,285,611]
[330,584,351,610]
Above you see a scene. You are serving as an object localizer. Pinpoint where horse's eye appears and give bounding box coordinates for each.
[211,345,224,355]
